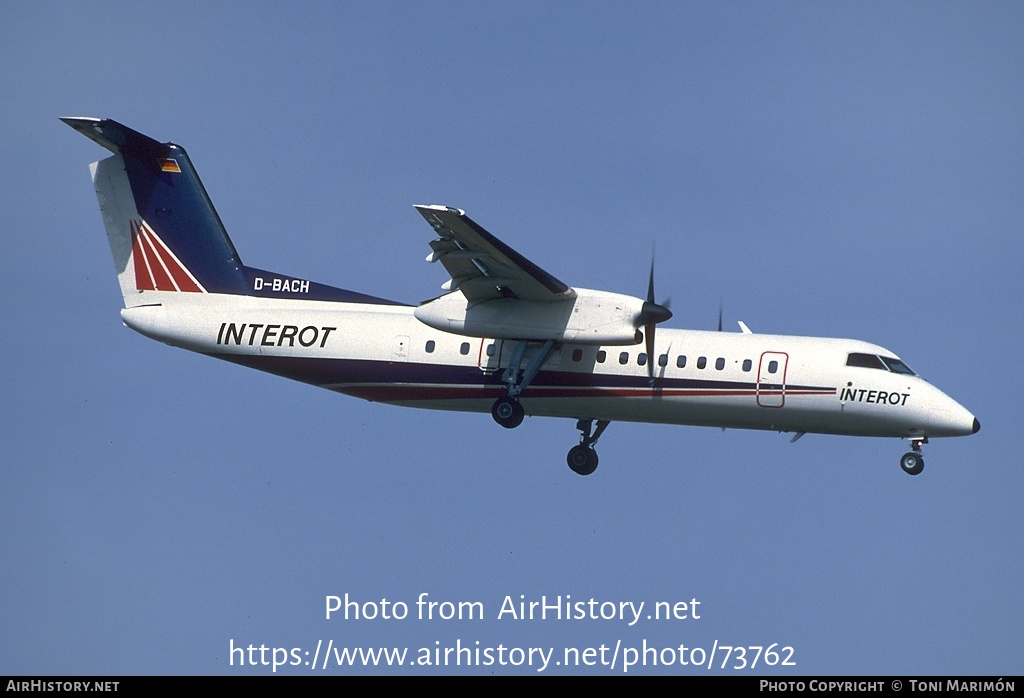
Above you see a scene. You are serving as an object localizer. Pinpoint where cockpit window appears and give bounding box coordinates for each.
[881,356,915,375]
[846,353,887,370]
[846,352,916,375]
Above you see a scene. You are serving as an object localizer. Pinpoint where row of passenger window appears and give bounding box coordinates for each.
[423,341,918,383]
[423,339,780,374]
[426,339,476,356]
[584,349,775,373]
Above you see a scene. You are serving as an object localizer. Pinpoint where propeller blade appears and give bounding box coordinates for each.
[640,254,672,382]
[645,323,656,382]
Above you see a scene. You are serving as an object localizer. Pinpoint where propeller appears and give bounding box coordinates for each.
[636,258,673,382]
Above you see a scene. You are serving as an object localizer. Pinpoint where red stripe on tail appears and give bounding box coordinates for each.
[130,220,206,293]
[131,221,157,290]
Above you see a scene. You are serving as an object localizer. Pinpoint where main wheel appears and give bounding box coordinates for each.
[567,444,598,475]
[900,451,924,476]
[491,396,524,429]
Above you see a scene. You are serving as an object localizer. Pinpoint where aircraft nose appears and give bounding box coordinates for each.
[922,388,979,438]
[945,406,980,437]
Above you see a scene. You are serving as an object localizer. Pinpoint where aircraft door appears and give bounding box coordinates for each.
[478,339,503,374]
[757,351,788,408]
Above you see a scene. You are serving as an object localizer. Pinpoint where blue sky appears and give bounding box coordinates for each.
[2,1,1021,675]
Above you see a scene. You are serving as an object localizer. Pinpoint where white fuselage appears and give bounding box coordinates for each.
[120,292,978,442]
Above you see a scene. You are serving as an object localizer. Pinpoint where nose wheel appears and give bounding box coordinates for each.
[567,419,610,476]
[567,444,598,475]
[900,437,927,476]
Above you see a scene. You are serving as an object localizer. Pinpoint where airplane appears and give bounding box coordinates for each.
[63,117,980,477]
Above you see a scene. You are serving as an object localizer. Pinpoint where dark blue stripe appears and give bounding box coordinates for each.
[207,353,836,395]
[242,267,407,305]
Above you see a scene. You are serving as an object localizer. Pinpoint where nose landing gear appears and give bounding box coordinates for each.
[567,419,610,476]
[900,437,927,476]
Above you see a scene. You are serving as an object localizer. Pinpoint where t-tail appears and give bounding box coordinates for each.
[63,117,401,308]
[62,117,249,307]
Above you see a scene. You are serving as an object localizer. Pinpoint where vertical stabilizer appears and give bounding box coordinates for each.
[63,117,248,306]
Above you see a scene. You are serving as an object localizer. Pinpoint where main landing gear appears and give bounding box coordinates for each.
[566,419,610,476]
[900,437,927,476]
[491,395,524,429]
[490,339,555,430]
[485,339,611,476]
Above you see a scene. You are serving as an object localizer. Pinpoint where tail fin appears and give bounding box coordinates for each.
[62,117,248,306]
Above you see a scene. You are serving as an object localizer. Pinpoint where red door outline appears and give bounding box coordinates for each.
[757,351,789,408]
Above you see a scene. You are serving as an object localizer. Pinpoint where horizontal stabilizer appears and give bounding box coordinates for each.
[61,117,169,157]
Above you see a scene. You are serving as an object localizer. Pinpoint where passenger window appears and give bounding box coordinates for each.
[715,357,725,370]
[697,356,707,369]
[425,340,435,353]
[485,343,496,357]
[658,354,668,367]
[460,342,470,355]
[676,355,686,368]
[596,350,606,364]
[572,348,583,362]
[638,353,647,366]
[619,352,629,365]
[742,359,752,372]
[768,360,778,373]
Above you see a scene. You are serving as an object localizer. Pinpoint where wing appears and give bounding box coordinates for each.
[414,205,576,303]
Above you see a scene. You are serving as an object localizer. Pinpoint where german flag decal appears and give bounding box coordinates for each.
[159,158,181,173]
[130,220,206,292]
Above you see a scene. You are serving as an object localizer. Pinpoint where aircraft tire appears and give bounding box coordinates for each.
[491,396,524,429]
[900,452,924,476]
[567,445,598,476]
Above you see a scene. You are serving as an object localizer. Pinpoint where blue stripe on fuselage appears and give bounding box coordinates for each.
[206,352,835,400]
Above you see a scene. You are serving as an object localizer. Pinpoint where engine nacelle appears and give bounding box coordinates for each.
[413,288,647,345]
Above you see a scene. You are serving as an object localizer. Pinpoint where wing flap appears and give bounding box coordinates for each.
[414,205,576,303]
